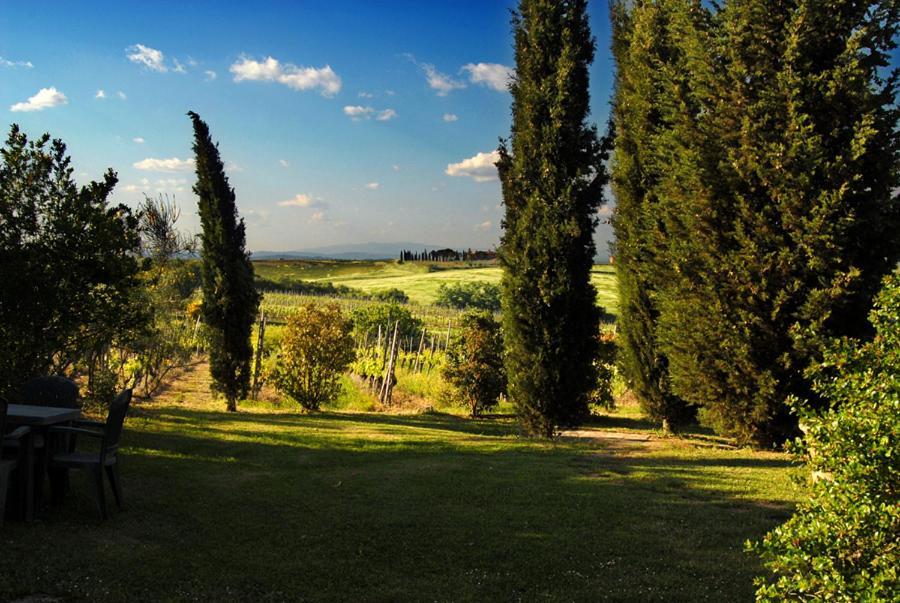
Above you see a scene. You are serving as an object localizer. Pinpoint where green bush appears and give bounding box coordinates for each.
[590,330,617,412]
[269,303,355,411]
[442,311,506,417]
[750,275,900,601]
[350,303,422,340]
[434,282,501,312]
[370,288,409,304]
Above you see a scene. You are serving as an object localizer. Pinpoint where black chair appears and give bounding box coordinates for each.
[0,397,32,526]
[11,376,80,503]
[48,389,131,520]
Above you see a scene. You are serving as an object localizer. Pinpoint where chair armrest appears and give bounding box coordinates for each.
[72,419,104,429]
[2,425,31,442]
[48,426,104,438]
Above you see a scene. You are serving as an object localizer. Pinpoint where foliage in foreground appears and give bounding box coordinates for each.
[0,124,146,398]
[752,275,900,601]
[442,311,506,417]
[434,282,501,312]
[190,111,260,412]
[269,303,355,411]
[499,0,610,436]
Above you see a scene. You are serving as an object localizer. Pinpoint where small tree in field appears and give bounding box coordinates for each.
[442,311,506,417]
[270,303,355,411]
[189,111,260,412]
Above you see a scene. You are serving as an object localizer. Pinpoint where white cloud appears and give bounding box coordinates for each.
[365,182,380,190]
[172,59,187,74]
[461,63,514,92]
[225,161,243,174]
[123,184,140,192]
[278,193,325,208]
[308,211,325,224]
[385,89,395,96]
[442,113,458,122]
[10,87,68,112]
[278,159,289,167]
[126,44,167,72]
[475,220,493,231]
[445,150,500,182]
[405,54,465,96]
[343,105,374,119]
[204,70,217,81]
[95,89,106,99]
[133,137,145,144]
[117,91,127,100]
[376,108,397,121]
[392,164,401,172]
[133,157,195,172]
[423,63,465,95]
[0,57,33,69]
[230,56,341,96]
[358,91,374,98]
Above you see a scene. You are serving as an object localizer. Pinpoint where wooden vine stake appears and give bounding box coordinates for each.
[379,321,400,404]
[251,312,267,399]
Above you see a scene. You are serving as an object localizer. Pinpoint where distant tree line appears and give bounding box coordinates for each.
[399,248,498,263]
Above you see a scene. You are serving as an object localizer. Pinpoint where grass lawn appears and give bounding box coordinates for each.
[253,260,619,313]
[0,365,798,602]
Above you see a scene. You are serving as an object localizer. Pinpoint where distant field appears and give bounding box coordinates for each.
[254,260,618,313]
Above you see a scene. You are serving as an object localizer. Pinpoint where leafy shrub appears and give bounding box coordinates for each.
[442,311,506,417]
[370,288,409,304]
[350,303,422,340]
[434,282,501,312]
[750,275,900,601]
[269,303,355,411]
[590,329,617,411]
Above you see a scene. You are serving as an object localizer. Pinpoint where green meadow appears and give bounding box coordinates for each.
[253,260,619,313]
[0,363,800,602]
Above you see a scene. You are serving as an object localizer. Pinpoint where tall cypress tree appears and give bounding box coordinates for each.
[609,0,697,432]
[653,0,900,446]
[189,111,260,412]
[499,0,609,436]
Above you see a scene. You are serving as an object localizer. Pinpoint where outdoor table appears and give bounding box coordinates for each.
[5,404,82,520]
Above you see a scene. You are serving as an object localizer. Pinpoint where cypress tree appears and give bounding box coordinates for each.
[609,0,697,433]
[653,0,900,446]
[499,0,609,436]
[189,111,260,412]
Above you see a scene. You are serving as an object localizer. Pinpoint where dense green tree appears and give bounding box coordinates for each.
[442,311,507,417]
[651,0,900,446]
[0,124,145,397]
[499,0,610,436]
[189,111,260,412]
[609,0,696,432]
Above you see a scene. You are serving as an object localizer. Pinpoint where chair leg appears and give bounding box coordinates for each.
[90,466,108,520]
[0,473,8,527]
[105,464,123,511]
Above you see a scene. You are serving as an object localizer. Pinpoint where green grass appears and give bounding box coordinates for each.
[1,388,799,601]
[254,260,619,314]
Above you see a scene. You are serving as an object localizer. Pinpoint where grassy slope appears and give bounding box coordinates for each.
[254,260,619,313]
[1,365,798,602]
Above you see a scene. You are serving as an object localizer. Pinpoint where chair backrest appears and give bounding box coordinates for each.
[17,376,80,409]
[102,389,132,456]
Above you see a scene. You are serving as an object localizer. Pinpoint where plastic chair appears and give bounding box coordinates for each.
[48,389,131,520]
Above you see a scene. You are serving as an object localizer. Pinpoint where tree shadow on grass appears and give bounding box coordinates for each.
[2,405,799,602]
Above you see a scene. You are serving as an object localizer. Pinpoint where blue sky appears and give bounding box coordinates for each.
[0,1,615,252]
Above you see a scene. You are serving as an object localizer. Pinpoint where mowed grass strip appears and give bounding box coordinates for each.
[1,391,798,601]
[254,260,619,313]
